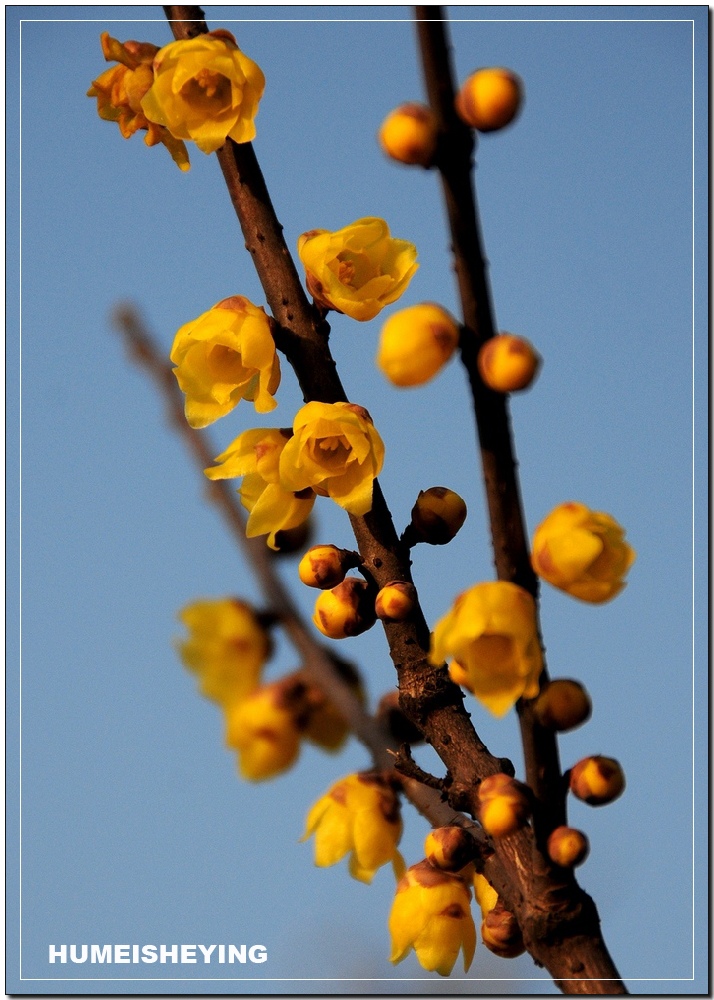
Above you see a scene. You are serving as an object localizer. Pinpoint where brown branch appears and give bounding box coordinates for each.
[415,7,626,993]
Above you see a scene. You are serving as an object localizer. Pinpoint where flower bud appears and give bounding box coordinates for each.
[569,756,625,806]
[377,303,460,387]
[547,826,590,868]
[376,691,425,745]
[313,577,377,639]
[481,904,526,958]
[455,67,523,133]
[407,486,467,545]
[375,581,417,622]
[478,773,531,838]
[424,826,476,873]
[298,544,360,589]
[378,102,439,167]
[533,679,591,732]
[477,333,541,393]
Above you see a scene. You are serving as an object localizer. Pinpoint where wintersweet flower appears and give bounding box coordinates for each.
[377,303,460,387]
[140,30,265,154]
[429,581,543,717]
[177,598,271,707]
[87,32,189,170]
[279,402,385,516]
[205,428,315,549]
[225,678,305,781]
[302,772,404,884]
[171,296,280,427]
[297,217,418,321]
[531,501,635,604]
[389,860,476,976]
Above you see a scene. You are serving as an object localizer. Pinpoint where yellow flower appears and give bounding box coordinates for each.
[177,598,271,707]
[531,501,635,604]
[87,32,189,170]
[279,401,385,516]
[140,29,265,154]
[377,303,460,387]
[389,860,476,976]
[171,296,280,428]
[297,217,418,321]
[429,582,543,717]
[224,678,304,781]
[302,772,404,883]
[205,428,315,550]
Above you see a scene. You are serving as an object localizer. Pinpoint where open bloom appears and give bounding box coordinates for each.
[171,296,280,427]
[177,598,271,707]
[531,501,635,603]
[205,427,315,549]
[87,32,189,170]
[298,217,418,321]
[225,680,303,782]
[302,772,404,883]
[279,402,385,516]
[140,30,265,154]
[389,860,476,976]
[429,582,543,717]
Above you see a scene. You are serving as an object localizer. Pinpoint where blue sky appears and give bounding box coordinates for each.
[8,4,708,995]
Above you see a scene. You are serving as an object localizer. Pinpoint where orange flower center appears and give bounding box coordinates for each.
[181,69,230,109]
[207,344,250,382]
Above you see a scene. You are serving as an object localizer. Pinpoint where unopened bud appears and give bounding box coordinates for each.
[478,773,531,838]
[455,67,523,133]
[407,487,467,546]
[375,581,417,622]
[547,826,590,868]
[312,577,377,639]
[299,544,360,589]
[481,904,526,958]
[377,303,459,387]
[477,333,541,393]
[424,826,476,873]
[533,679,591,732]
[569,756,625,806]
[378,102,439,167]
[375,690,424,744]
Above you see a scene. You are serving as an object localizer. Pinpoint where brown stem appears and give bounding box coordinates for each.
[415,7,626,993]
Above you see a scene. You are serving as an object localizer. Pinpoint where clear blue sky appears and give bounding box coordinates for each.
[8,4,708,995]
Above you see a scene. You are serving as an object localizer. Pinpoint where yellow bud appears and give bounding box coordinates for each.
[298,544,359,589]
[569,756,625,806]
[375,581,417,622]
[312,577,377,639]
[547,826,590,868]
[533,679,592,732]
[378,102,439,167]
[477,333,541,393]
[455,67,523,133]
[481,905,526,958]
[478,774,531,838]
[407,486,467,546]
[377,303,460,388]
[424,827,476,873]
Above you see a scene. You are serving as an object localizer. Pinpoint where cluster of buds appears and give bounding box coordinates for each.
[403,486,467,547]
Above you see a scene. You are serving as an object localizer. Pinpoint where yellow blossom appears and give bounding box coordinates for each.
[177,598,271,707]
[225,678,304,781]
[377,303,460,387]
[429,581,543,717]
[87,32,189,170]
[205,428,315,550]
[302,772,404,883]
[171,296,280,427]
[389,860,476,976]
[279,401,385,516]
[531,501,635,604]
[297,217,418,321]
[140,30,265,154]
